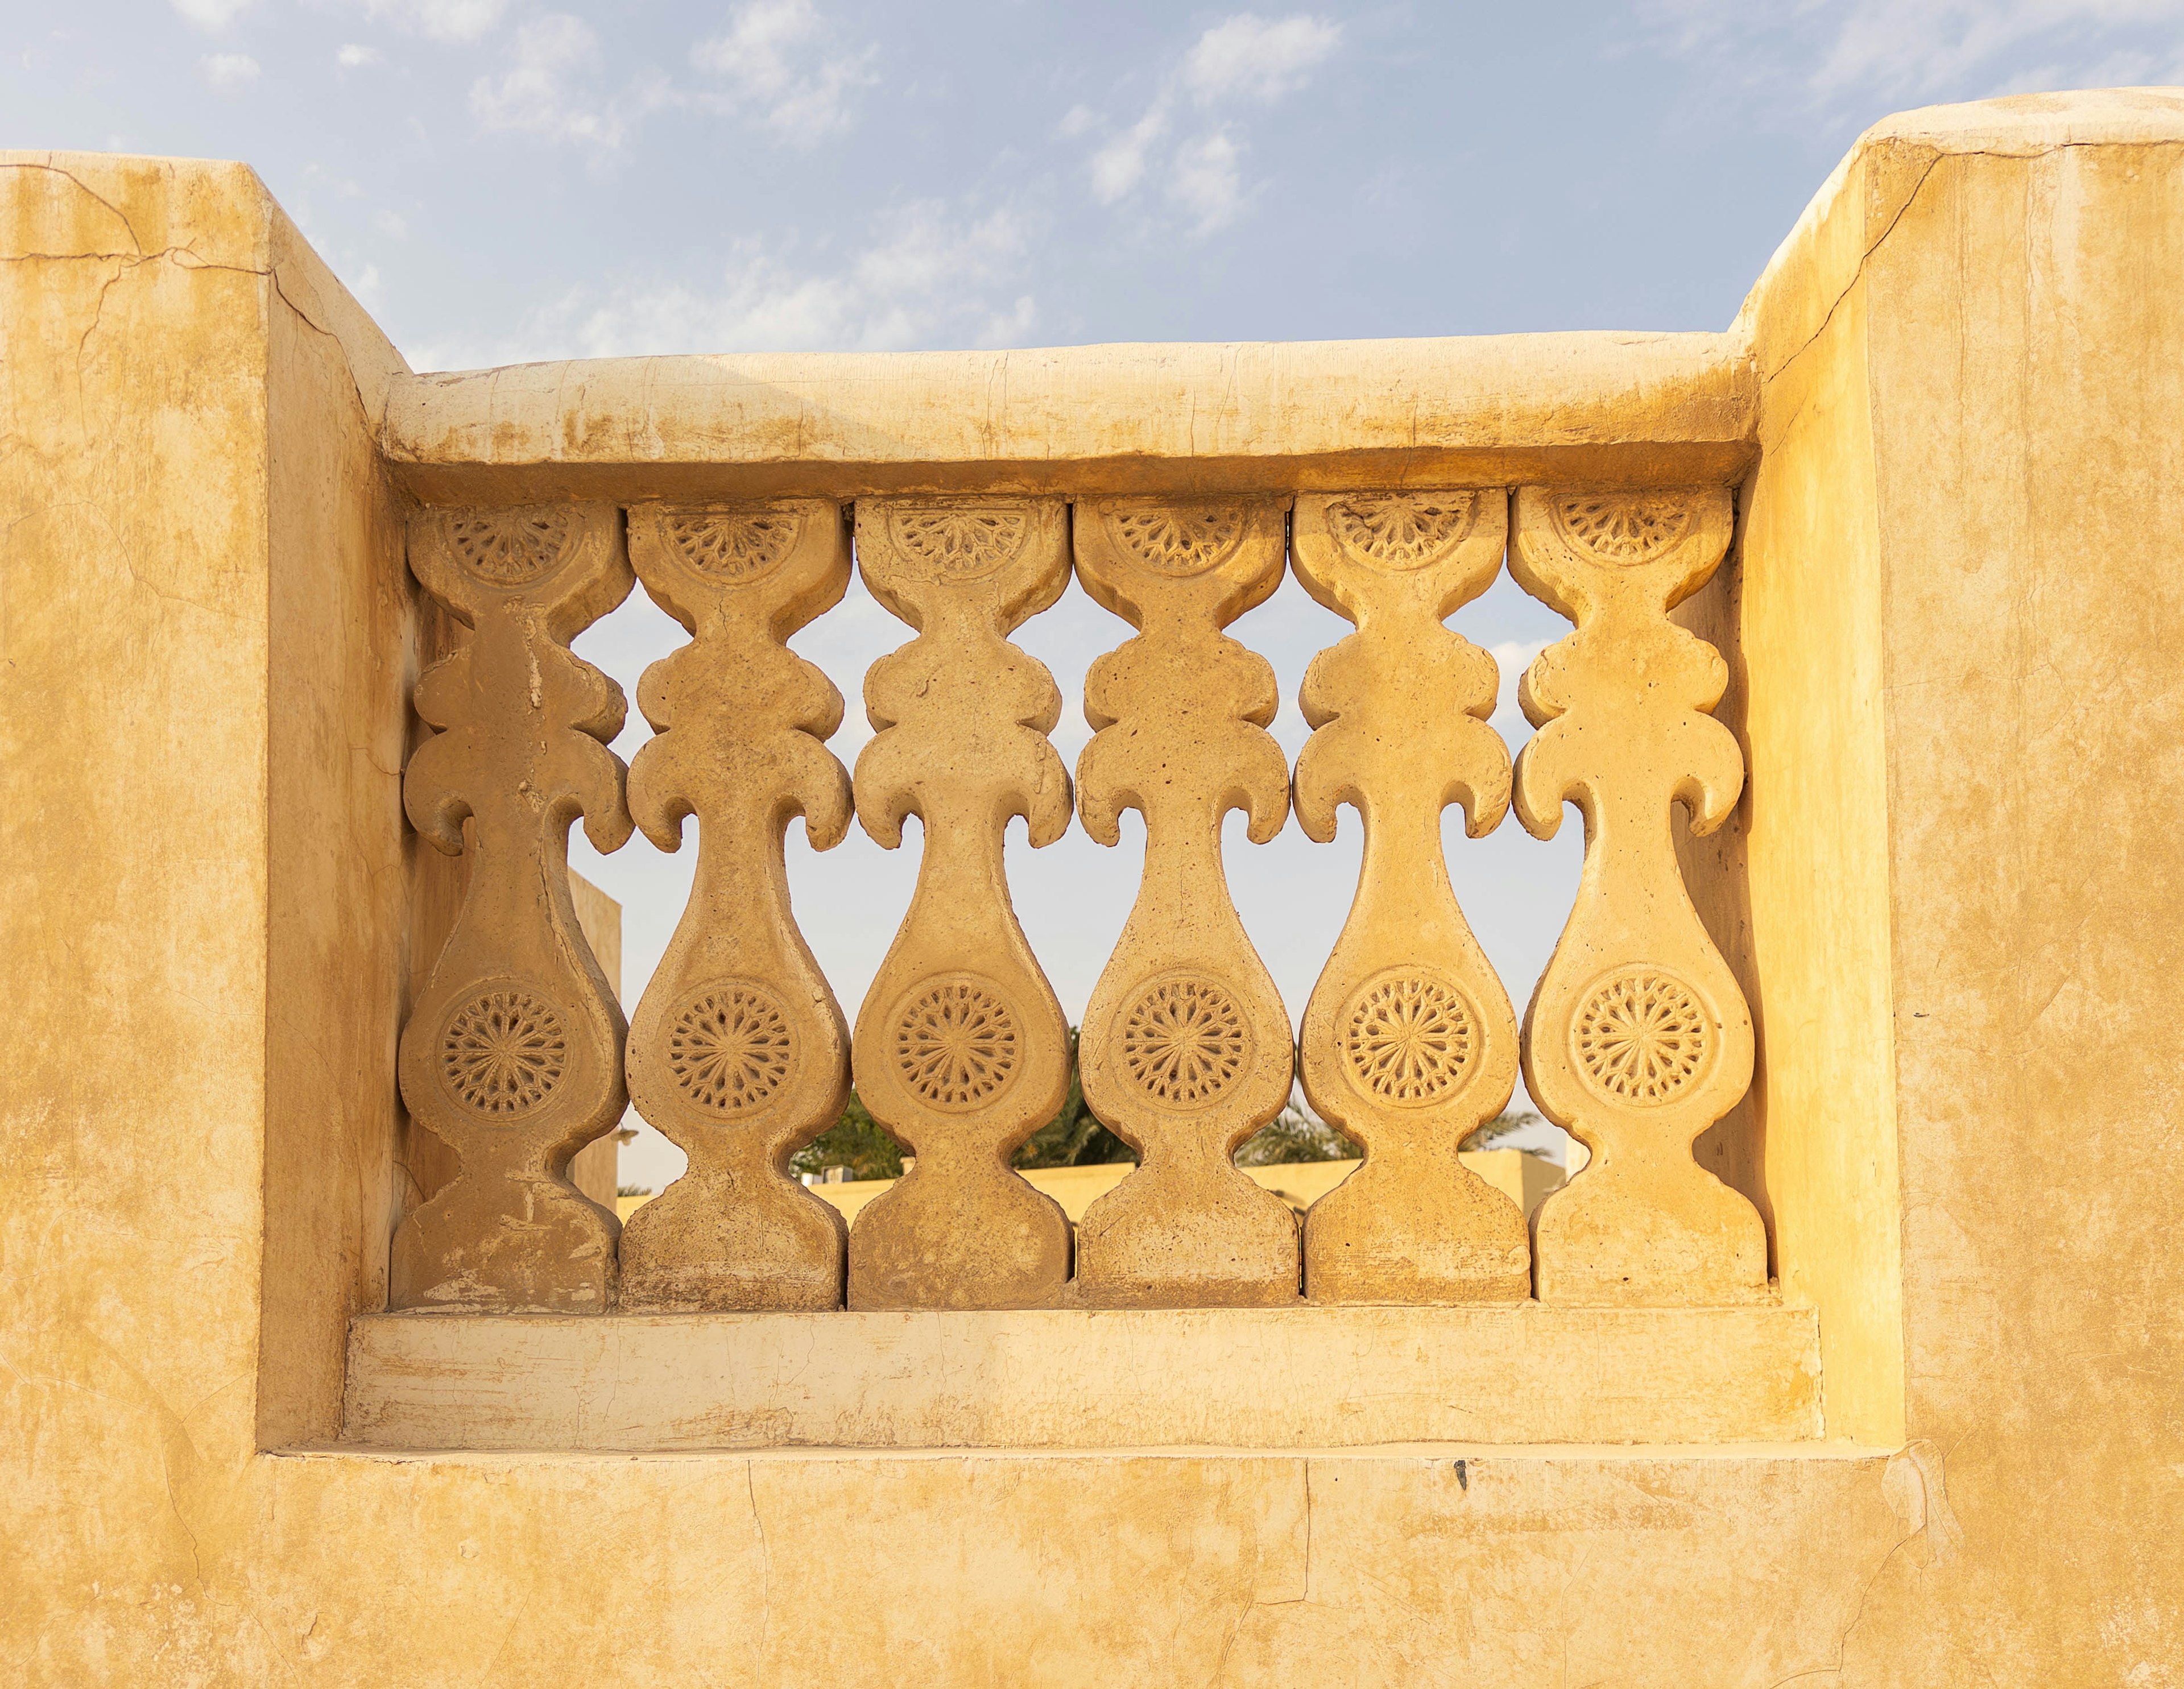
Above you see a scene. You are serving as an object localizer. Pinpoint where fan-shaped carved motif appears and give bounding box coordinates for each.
[887,508,1027,582]
[446,508,580,586]
[1573,968,1712,1105]
[1106,506,1244,577]
[667,983,796,1116]
[664,511,801,582]
[439,987,569,1116]
[894,975,1022,1111]
[1550,495,1693,566]
[1120,975,1251,1107]
[1343,972,1477,1105]
[1326,492,1478,571]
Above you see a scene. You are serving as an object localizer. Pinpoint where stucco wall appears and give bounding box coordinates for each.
[4,97,2182,1684]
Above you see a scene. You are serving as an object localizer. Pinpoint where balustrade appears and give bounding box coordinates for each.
[393,484,1769,1314]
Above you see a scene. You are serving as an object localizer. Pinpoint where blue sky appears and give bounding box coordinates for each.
[11,2,2181,1186]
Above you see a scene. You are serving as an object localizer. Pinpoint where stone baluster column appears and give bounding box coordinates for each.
[1070,499,1299,1307]
[1290,490,1531,1302]
[618,501,855,1312]
[1509,486,1768,1304]
[846,500,1076,1310]
[394,503,634,1313]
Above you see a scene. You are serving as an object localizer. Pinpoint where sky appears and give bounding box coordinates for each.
[10,2,2182,1189]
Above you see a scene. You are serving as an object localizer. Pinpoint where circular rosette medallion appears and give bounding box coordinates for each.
[437,982,571,1117]
[1341,968,1480,1107]
[1549,494,1693,566]
[891,973,1023,1112]
[1569,966,1716,1107]
[444,508,578,587]
[1105,505,1244,578]
[886,507,1027,584]
[665,980,797,1117]
[1115,972,1255,1110]
[1326,492,1477,572]
[663,508,800,583]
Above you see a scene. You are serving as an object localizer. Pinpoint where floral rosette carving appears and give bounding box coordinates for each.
[393,502,634,1314]
[1069,496,1300,1309]
[1509,485,1768,1305]
[1290,489,1529,1303]
[845,498,1077,1311]
[617,500,857,1313]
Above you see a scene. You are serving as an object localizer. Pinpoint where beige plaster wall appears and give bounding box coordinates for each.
[6,103,2184,1684]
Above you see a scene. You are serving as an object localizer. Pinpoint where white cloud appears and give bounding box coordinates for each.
[1651,0,2184,107]
[172,0,254,29]
[1183,12,1341,103]
[976,293,1039,348]
[692,0,878,143]
[1090,105,1169,202]
[1076,12,1339,234]
[413,201,1036,369]
[1168,129,1243,230]
[374,208,410,238]
[361,0,509,44]
[198,52,261,92]
[337,43,384,67]
[471,14,671,152]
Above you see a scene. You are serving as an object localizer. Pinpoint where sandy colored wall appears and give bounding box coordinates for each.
[5,102,2184,1684]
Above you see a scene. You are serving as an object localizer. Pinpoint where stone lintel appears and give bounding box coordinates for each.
[380,332,1757,506]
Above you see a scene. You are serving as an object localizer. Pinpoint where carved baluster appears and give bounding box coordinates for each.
[1290,490,1531,1303]
[1509,487,1768,1303]
[618,502,854,1312]
[847,500,1076,1310]
[394,504,634,1313]
[1070,499,1298,1307]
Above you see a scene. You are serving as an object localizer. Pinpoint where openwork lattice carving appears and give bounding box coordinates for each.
[666,983,797,1117]
[663,508,801,582]
[1105,505,1243,577]
[1290,491,1529,1303]
[618,500,855,1313]
[1325,492,1478,571]
[1549,494,1693,565]
[886,506,1027,582]
[439,987,569,1116]
[894,976,1022,1111]
[1511,484,1767,1305]
[445,507,580,585]
[1574,970,1711,1105]
[1120,976,1251,1108]
[846,499,1075,1310]
[394,502,632,1314]
[1342,973,1476,1106]
[1072,498,1299,1307]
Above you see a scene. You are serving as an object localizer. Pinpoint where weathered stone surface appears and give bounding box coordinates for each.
[10,96,2184,1684]
[392,503,634,1313]
[344,1302,1823,1450]
[379,332,1760,506]
[845,500,1076,1310]
[1510,487,1770,1305]
[1291,491,1531,1303]
[618,500,855,1311]
[1070,499,1302,1307]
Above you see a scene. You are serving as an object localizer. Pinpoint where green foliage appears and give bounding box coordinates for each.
[789,1091,911,1181]
[1011,1029,1136,1170]
[615,1183,652,1198]
[1461,1110,1542,1151]
[791,1028,1138,1181]
[787,1032,1548,1182]
[1234,1107,1362,1166]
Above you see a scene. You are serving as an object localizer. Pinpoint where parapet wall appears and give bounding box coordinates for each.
[3,89,2182,1687]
